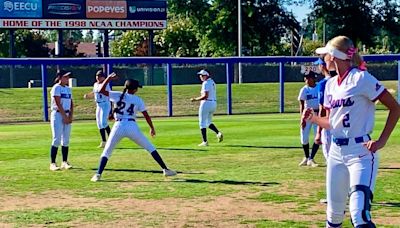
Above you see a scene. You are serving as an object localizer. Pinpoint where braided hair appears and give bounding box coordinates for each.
[112,79,139,115]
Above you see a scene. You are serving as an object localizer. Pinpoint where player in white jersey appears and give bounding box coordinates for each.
[49,70,74,171]
[190,69,223,146]
[84,70,112,148]
[298,71,320,167]
[302,36,400,228]
[91,73,177,182]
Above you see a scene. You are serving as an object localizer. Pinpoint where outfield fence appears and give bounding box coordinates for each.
[0,55,399,123]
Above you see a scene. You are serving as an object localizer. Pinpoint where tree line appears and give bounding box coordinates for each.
[0,0,399,58]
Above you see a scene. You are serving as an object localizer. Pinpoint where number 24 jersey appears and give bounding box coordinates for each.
[109,91,146,120]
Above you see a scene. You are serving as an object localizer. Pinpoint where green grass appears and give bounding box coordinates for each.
[0,112,399,227]
[0,81,398,122]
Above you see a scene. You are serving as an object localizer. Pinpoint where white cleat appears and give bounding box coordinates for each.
[217,132,224,142]
[50,163,60,171]
[98,141,106,148]
[60,161,73,170]
[91,174,101,182]
[198,141,208,147]
[163,169,177,177]
[307,159,319,167]
[298,157,308,166]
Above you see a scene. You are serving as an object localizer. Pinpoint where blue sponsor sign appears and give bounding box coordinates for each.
[127,0,166,20]
[42,0,85,19]
[0,0,42,18]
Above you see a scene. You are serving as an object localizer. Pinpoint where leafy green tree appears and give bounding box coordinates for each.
[0,30,49,57]
[111,30,149,57]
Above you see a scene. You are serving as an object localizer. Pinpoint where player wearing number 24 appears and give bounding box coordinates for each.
[302,36,400,228]
[91,72,177,182]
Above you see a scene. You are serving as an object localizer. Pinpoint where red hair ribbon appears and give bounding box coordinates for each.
[347,47,358,58]
[359,61,367,71]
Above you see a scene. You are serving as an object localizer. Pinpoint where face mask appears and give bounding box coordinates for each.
[329,70,337,77]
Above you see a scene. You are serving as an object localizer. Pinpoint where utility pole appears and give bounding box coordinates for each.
[238,0,243,84]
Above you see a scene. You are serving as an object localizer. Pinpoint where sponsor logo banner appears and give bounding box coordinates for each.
[0,19,166,29]
[86,0,127,19]
[43,0,85,19]
[127,0,166,20]
[0,0,42,18]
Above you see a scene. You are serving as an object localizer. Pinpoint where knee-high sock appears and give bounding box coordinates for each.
[151,150,167,169]
[310,143,320,159]
[50,146,58,163]
[61,146,69,162]
[99,128,107,142]
[201,128,207,142]
[97,156,108,175]
[208,123,219,134]
[302,144,309,158]
[105,126,111,135]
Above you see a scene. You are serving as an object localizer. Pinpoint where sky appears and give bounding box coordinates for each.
[286,4,312,23]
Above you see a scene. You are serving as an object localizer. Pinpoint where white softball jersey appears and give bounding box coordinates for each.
[201,78,217,101]
[199,78,217,128]
[298,85,319,110]
[93,82,111,103]
[109,91,146,120]
[324,68,385,138]
[50,84,72,111]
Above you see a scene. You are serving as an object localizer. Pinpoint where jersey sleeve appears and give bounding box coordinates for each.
[204,81,212,92]
[51,85,61,97]
[136,97,147,112]
[298,87,306,101]
[318,80,326,105]
[359,71,385,101]
[108,91,121,102]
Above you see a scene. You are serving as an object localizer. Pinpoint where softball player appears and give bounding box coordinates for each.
[190,69,223,146]
[49,70,74,171]
[303,36,400,227]
[91,73,177,182]
[84,70,112,148]
[298,71,320,167]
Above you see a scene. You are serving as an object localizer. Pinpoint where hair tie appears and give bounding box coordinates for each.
[347,47,358,58]
[359,61,367,71]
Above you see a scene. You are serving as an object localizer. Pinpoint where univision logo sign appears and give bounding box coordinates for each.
[3,0,38,12]
[129,6,136,13]
[48,3,82,15]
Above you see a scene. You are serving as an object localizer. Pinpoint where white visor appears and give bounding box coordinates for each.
[197,69,210,76]
[315,45,349,60]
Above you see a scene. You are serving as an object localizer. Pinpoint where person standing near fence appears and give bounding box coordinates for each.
[84,70,112,148]
[49,70,74,171]
[302,35,400,227]
[91,73,177,182]
[298,71,320,167]
[190,69,223,146]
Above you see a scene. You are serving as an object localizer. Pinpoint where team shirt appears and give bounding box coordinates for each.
[50,84,72,111]
[324,68,385,138]
[201,78,217,101]
[93,82,111,103]
[298,85,319,110]
[317,77,329,106]
[109,91,146,120]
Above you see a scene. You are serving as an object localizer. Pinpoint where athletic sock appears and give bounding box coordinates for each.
[97,156,108,175]
[201,128,207,142]
[61,146,69,162]
[310,143,320,159]
[50,146,58,163]
[99,128,106,142]
[208,124,219,134]
[302,144,310,158]
[150,150,167,169]
[105,126,111,135]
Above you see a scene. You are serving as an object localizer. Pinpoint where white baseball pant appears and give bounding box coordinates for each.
[300,120,318,145]
[50,111,71,147]
[199,100,217,128]
[96,101,111,129]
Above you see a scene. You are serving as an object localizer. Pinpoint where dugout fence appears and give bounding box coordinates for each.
[0,56,399,123]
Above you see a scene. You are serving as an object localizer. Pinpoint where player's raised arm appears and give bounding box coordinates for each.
[99,72,117,96]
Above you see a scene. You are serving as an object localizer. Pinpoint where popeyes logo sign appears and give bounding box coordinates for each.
[86,0,126,18]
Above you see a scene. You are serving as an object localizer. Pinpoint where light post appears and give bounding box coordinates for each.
[238,0,243,84]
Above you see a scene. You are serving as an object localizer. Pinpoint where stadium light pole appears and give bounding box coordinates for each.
[238,0,243,84]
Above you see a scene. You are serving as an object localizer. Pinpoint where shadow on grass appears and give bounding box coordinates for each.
[0,90,12,94]
[227,144,301,149]
[373,202,400,207]
[115,147,208,152]
[379,167,400,170]
[102,178,279,186]
[94,168,205,175]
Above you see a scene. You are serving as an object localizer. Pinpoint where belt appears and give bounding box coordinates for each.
[332,135,371,146]
[206,99,216,101]
[56,110,70,113]
[313,109,319,112]
[116,118,135,122]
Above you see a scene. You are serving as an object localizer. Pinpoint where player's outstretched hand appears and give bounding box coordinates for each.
[363,139,385,153]
[190,98,196,102]
[150,128,156,138]
[108,72,118,80]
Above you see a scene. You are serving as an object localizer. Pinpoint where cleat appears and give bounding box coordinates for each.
[320,198,328,204]
[91,174,101,182]
[50,163,60,171]
[217,132,223,142]
[298,157,308,166]
[163,169,177,177]
[98,141,106,148]
[60,161,73,170]
[198,141,208,147]
[307,159,319,167]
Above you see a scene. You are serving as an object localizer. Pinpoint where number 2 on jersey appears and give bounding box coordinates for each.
[342,113,350,127]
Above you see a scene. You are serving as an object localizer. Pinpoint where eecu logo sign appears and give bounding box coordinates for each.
[1,0,42,18]
[86,0,127,19]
